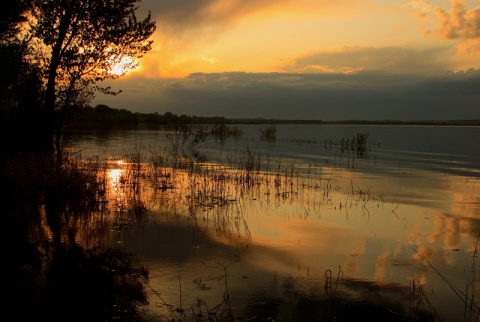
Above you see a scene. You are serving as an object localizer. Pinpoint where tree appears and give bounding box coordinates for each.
[27,0,156,154]
[0,0,30,41]
[0,0,46,154]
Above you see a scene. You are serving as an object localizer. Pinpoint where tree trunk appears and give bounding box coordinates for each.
[43,1,73,156]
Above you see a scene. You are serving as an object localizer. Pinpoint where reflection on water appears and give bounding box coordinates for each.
[0,152,151,321]
[65,124,480,321]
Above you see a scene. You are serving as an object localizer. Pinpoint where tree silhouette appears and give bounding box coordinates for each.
[0,0,29,41]
[27,0,156,153]
[0,0,46,153]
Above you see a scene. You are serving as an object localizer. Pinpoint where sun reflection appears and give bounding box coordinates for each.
[108,168,124,186]
[107,160,126,184]
[106,164,128,213]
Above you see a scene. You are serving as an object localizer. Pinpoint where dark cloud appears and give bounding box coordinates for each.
[94,70,480,121]
[138,0,283,34]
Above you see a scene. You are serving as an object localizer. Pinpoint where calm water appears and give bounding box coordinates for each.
[68,124,480,321]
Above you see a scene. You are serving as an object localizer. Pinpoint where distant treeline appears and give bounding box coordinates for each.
[66,104,230,126]
[65,104,480,127]
[65,104,324,126]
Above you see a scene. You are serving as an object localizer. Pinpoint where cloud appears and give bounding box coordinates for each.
[137,0,378,78]
[142,0,284,35]
[135,0,296,77]
[95,69,480,121]
[404,0,433,13]
[280,46,456,75]
[201,55,218,64]
[96,1,480,121]
[410,1,480,52]
[433,0,480,40]
[142,0,356,31]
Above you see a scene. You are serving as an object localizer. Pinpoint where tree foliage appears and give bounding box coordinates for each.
[27,0,156,151]
[0,0,45,153]
[1,0,156,155]
[0,0,30,41]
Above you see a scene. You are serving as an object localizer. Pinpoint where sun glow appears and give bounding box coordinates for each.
[109,56,138,76]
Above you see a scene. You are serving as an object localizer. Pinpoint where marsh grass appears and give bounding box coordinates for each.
[210,123,242,141]
[165,123,209,163]
[338,132,370,156]
[260,124,277,142]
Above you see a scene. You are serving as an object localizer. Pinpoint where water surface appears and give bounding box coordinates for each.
[68,124,480,321]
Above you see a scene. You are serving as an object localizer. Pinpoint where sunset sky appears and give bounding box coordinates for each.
[94,0,480,120]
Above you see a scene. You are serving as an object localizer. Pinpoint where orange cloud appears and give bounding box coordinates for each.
[408,1,480,58]
[137,0,382,78]
[416,1,480,41]
[458,38,480,52]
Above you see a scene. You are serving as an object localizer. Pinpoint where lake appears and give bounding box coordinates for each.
[67,124,480,321]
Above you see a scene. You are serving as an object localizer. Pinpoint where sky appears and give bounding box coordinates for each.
[93,0,480,120]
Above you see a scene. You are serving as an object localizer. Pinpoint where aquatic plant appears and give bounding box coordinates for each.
[412,237,480,322]
[260,124,277,142]
[338,132,370,157]
[166,122,209,163]
[210,123,243,140]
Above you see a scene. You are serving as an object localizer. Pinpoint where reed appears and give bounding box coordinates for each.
[338,132,370,157]
[410,276,438,320]
[412,237,480,322]
[209,123,242,140]
[166,123,209,163]
[324,265,344,300]
[260,124,277,142]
